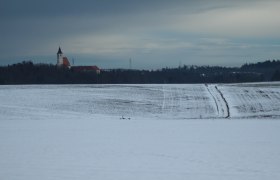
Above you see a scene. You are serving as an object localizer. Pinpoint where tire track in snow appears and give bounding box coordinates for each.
[170,87,174,113]
[205,84,220,116]
[205,84,230,118]
[215,86,230,118]
[161,86,166,111]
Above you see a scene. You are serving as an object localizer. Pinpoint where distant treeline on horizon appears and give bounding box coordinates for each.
[0,60,280,84]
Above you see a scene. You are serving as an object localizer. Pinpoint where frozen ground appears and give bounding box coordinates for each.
[0,83,280,180]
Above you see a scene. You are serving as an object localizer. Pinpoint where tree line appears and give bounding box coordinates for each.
[0,60,280,84]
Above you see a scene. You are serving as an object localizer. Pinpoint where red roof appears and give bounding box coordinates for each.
[63,57,71,67]
[72,66,100,72]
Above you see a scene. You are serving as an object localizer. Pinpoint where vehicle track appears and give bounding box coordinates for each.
[205,84,220,115]
[215,86,230,118]
[205,84,230,118]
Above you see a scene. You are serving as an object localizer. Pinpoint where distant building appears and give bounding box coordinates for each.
[72,66,101,74]
[56,47,100,74]
[57,47,71,68]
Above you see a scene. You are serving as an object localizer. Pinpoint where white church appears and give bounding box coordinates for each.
[56,47,100,74]
[56,47,71,68]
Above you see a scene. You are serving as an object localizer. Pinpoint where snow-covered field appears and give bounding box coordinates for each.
[0,83,280,180]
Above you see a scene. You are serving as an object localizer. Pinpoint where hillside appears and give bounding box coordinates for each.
[0,83,280,180]
[1,60,280,84]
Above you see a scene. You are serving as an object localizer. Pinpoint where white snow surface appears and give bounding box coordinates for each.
[0,83,280,180]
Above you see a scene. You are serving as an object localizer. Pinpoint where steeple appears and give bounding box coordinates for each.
[57,47,63,55]
[57,47,64,66]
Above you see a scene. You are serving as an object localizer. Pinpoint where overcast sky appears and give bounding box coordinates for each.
[1,0,280,69]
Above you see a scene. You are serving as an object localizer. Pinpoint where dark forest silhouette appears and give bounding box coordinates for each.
[0,60,280,84]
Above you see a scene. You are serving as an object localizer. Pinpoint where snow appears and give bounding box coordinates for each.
[0,83,280,180]
[220,82,280,118]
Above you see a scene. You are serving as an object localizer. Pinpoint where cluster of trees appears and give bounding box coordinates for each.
[0,60,280,84]
[0,61,99,84]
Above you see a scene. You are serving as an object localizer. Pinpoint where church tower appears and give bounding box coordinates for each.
[57,47,64,66]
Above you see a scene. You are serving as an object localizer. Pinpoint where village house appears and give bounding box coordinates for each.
[57,47,100,74]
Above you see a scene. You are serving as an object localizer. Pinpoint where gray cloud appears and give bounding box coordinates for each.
[1,0,262,19]
[0,0,280,68]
